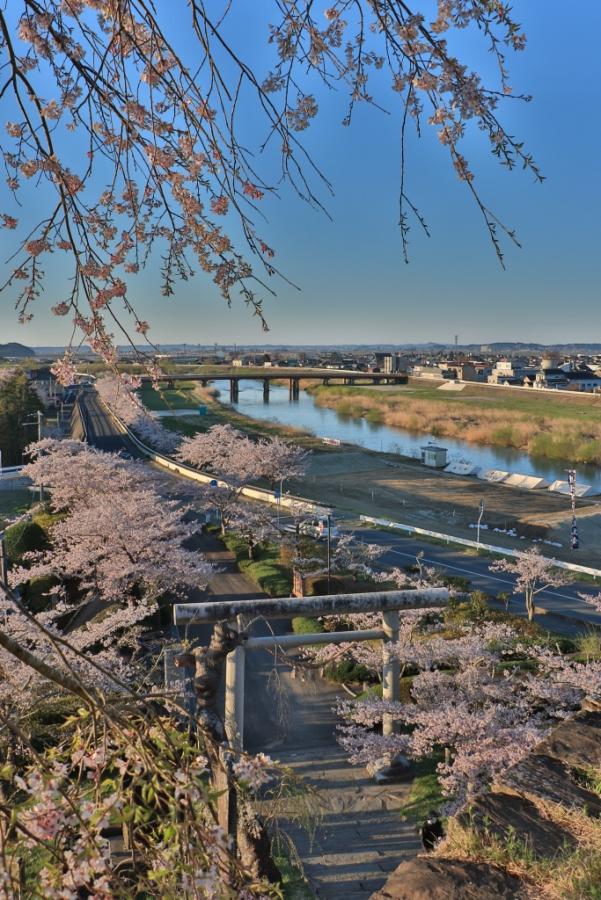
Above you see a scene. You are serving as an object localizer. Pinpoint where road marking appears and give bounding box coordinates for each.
[378,545,595,610]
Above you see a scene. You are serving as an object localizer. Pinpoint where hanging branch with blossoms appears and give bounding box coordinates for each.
[0,2,540,377]
[0,578,282,897]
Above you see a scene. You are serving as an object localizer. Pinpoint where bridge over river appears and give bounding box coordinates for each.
[141,367,407,401]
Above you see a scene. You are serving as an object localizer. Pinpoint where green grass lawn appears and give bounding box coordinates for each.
[398,755,446,824]
[222,533,292,597]
[310,379,601,425]
[138,382,199,411]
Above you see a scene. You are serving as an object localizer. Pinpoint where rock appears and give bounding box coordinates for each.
[534,711,601,770]
[497,754,601,817]
[457,793,574,858]
[370,857,524,899]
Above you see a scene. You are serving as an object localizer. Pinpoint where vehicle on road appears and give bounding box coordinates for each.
[299,517,340,541]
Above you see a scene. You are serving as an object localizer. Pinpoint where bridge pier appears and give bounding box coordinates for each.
[229,378,239,403]
[289,378,300,401]
[263,379,270,403]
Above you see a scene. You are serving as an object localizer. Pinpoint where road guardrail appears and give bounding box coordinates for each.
[360,515,601,579]
[97,397,331,516]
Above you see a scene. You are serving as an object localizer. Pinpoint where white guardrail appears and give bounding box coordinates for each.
[99,398,330,516]
[0,466,24,479]
[360,515,601,579]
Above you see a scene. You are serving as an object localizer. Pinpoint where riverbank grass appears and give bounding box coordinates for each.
[307,380,601,465]
[140,381,331,449]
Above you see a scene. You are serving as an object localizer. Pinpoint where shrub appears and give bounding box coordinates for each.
[22,575,57,613]
[292,616,324,635]
[323,657,373,684]
[576,629,601,663]
[4,519,49,564]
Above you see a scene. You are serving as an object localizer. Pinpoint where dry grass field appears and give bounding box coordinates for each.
[306,379,601,465]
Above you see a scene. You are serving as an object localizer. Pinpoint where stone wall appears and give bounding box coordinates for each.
[371,706,601,899]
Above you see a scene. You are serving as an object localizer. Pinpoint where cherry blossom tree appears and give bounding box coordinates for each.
[227,504,278,560]
[177,424,260,482]
[176,424,260,533]
[489,547,570,622]
[177,424,309,533]
[0,436,286,892]
[0,2,539,374]
[16,438,212,604]
[335,613,601,810]
[1,438,213,712]
[256,436,309,490]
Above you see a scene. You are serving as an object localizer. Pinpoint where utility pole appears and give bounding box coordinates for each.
[567,469,579,550]
[276,477,284,524]
[0,537,7,589]
[326,513,331,592]
[476,498,485,547]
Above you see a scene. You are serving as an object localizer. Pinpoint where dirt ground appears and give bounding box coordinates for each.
[288,450,601,567]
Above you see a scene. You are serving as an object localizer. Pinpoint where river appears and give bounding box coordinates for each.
[197,379,601,492]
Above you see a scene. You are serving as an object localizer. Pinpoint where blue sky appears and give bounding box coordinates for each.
[1,2,600,347]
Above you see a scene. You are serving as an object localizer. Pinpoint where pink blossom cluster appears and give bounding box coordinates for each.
[1,437,213,708]
[334,609,601,810]
[232,752,274,792]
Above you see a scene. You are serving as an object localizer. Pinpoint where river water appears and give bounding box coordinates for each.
[207,379,601,492]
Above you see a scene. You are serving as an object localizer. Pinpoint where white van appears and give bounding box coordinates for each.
[299,517,340,541]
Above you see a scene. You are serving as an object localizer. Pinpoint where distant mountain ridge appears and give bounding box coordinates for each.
[0,342,34,358]
[18,341,601,355]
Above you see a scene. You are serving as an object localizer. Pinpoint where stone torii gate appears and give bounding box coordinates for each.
[173,588,449,751]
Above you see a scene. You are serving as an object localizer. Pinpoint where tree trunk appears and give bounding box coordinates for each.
[526,589,535,622]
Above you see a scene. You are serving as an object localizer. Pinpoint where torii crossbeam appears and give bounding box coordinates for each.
[173,588,449,750]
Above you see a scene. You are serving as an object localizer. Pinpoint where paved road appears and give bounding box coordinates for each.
[80,389,145,457]
[350,527,601,636]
